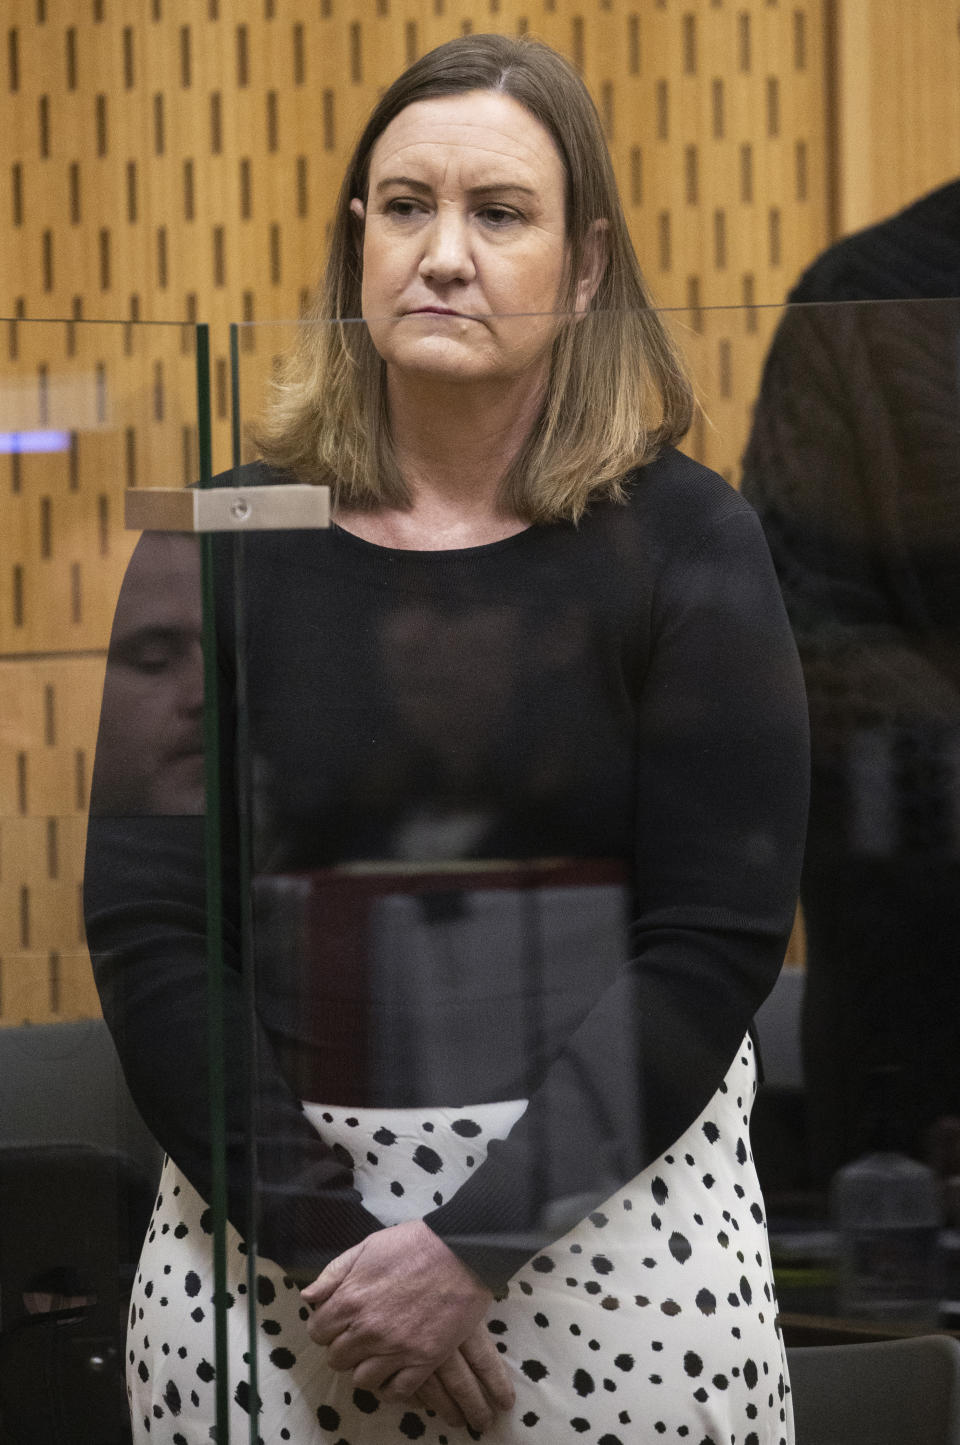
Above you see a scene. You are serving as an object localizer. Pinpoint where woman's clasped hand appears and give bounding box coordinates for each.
[301,1219,515,1431]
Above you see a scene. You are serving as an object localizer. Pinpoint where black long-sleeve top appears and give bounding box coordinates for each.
[84,446,809,1289]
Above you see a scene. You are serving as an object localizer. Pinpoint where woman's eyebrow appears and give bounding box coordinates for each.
[374,176,538,201]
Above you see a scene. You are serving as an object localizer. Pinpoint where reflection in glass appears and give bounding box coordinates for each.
[90,532,204,818]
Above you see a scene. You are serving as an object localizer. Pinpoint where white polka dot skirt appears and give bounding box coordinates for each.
[126,1033,794,1443]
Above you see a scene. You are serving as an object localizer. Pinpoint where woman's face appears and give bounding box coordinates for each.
[352,91,594,388]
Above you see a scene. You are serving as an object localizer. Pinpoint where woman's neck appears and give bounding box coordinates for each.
[335,368,544,551]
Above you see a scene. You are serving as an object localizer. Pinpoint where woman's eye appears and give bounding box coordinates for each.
[478,205,520,227]
[385,198,423,218]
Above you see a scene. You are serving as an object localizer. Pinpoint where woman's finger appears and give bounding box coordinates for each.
[460,1325,516,1411]
[301,1241,364,1306]
[414,1374,467,1428]
[378,1361,440,1401]
[349,1355,405,1393]
[432,1351,497,1434]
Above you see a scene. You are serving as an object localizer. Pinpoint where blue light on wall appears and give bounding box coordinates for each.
[0,429,72,454]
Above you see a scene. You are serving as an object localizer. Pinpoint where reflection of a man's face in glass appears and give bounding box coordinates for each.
[91,533,204,815]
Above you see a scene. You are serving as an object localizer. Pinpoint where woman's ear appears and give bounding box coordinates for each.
[574,219,609,314]
[349,198,366,223]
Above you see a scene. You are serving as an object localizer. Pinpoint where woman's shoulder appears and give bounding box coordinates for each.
[593,446,758,554]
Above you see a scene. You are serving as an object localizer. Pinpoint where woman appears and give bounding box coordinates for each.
[85,33,808,1445]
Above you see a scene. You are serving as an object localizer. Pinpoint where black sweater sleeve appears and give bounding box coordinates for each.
[83,532,385,1278]
[424,505,809,1286]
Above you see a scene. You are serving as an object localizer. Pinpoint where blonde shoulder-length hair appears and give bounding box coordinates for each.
[254,33,694,525]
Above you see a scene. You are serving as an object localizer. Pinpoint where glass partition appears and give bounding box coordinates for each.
[39,296,960,1443]
[0,318,210,1443]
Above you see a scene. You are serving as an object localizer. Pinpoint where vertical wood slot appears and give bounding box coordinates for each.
[686,275,702,333]
[266,91,279,152]
[768,206,782,265]
[293,23,305,84]
[572,16,585,73]
[39,95,50,158]
[182,424,197,480]
[75,750,87,812]
[153,360,165,422]
[95,361,107,423]
[123,26,134,88]
[210,92,222,154]
[405,21,418,66]
[658,211,671,271]
[98,494,109,555]
[630,147,643,206]
[236,25,249,87]
[20,886,30,947]
[17,751,28,812]
[684,144,699,204]
[239,158,251,219]
[738,11,752,71]
[739,143,753,202]
[793,8,807,69]
[40,496,52,558]
[125,426,137,487]
[711,78,725,138]
[269,222,281,284]
[153,93,165,156]
[183,159,195,221]
[46,817,59,877]
[713,208,727,268]
[68,430,79,489]
[718,337,732,397]
[99,228,111,290]
[12,162,22,224]
[65,27,77,89]
[44,685,56,745]
[180,26,192,88]
[627,14,640,74]
[38,362,49,424]
[70,562,82,624]
[213,225,226,286]
[766,76,780,137]
[322,91,335,151]
[7,27,19,92]
[49,952,60,1014]
[742,273,758,331]
[157,226,168,288]
[69,162,81,224]
[350,23,362,82]
[296,156,308,218]
[127,160,138,222]
[682,13,697,74]
[95,94,108,157]
[656,79,669,140]
[795,139,808,200]
[42,229,53,291]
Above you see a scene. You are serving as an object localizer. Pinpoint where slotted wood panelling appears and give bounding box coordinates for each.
[2,1,951,1022]
[2,1,831,466]
[0,317,197,1024]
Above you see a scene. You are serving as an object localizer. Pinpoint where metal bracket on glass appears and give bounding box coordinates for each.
[124,485,331,533]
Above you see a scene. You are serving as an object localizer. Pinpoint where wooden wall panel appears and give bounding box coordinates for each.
[0,317,197,1025]
[833,0,960,236]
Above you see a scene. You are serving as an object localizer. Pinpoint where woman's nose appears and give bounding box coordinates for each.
[418,210,476,284]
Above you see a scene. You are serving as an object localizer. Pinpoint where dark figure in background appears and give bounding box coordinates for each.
[741,180,960,1185]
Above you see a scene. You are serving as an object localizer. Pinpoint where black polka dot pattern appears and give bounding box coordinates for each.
[124,1038,792,1443]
